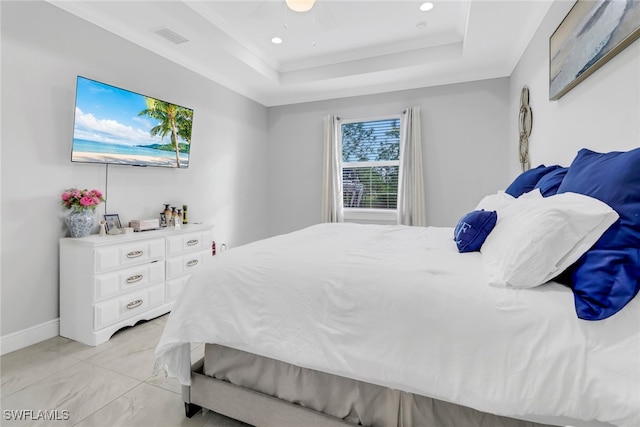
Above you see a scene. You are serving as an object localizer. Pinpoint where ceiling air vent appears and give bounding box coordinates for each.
[153,27,189,44]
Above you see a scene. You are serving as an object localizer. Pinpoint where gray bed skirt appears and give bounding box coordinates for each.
[182,344,554,427]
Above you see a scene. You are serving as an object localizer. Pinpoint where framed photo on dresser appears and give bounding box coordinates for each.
[103,214,121,234]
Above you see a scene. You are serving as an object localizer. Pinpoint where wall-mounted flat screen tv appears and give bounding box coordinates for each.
[71,76,193,168]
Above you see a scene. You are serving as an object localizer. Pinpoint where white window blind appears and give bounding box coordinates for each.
[341,117,400,210]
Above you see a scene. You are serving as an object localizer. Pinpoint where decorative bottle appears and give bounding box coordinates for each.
[163,204,172,228]
[171,207,177,228]
[176,209,182,229]
[182,205,188,224]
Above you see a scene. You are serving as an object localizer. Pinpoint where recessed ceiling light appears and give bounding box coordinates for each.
[420,2,434,12]
[271,37,283,45]
[416,22,427,30]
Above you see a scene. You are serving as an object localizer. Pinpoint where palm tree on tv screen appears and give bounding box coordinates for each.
[139,98,192,167]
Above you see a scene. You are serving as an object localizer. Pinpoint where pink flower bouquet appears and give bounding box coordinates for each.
[60,188,105,211]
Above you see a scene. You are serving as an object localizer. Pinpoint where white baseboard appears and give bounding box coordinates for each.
[0,318,60,356]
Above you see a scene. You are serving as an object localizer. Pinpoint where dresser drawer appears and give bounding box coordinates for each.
[166,231,211,256]
[166,250,209,280]
[94,238,164,273]
[166,275,191,302]
[94,283,165,330]
[94,261,165,302]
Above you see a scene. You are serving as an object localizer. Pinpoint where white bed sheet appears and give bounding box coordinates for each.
[155,223,640,427]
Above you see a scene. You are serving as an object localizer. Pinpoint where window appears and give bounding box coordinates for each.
[341,116,401,221]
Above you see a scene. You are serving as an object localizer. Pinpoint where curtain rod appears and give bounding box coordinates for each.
[336,109,407,121]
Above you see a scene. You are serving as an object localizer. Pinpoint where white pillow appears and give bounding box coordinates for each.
[480,189,619,289]
[475,191,515,211]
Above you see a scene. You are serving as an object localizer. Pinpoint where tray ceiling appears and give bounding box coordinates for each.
[46,0,553,106]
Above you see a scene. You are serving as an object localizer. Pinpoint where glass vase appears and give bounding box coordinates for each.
[65,208,96,238]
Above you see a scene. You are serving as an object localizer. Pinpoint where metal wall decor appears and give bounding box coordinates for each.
[519,86,532,172]
[549,0,640,100]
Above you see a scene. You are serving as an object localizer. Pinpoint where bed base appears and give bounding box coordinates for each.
[182,358,558,427]
[183,359,354,427]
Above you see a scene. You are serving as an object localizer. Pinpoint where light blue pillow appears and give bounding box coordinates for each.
[557,148,640,320]
[454,210,497,253]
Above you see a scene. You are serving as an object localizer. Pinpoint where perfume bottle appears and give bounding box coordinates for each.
[163,204,172,228]
[182,205,188,224]
[171,207,177,228]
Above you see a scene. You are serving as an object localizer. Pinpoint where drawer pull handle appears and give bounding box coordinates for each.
[186,239,199,246]
[126,250,143,258]
[126,299,143,310]
[187,259,199,267]
[126,274,143,284]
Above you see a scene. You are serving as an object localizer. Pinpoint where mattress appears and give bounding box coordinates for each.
[155,223,640,427]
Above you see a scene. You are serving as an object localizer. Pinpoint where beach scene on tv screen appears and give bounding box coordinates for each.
[72,77,193,168]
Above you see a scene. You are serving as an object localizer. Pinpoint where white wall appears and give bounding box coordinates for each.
[267,79,512,237]
[0,1,269,338]
[509,1,640,175]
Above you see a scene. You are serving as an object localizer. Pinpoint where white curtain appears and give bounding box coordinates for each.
[397,106,427,226]
[321,115,344,223]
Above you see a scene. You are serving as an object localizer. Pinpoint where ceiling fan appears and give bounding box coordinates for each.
[248,0,337,32]
[285,0,316,13]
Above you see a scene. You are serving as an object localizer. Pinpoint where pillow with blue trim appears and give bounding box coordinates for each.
[557,148,640,320]
[454,210,497,253]
[505,164,561,197]
[535,167,568,197]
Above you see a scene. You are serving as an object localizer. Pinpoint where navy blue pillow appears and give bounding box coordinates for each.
[557,148,640,320]
[535,167,568,197]
[454,210,497,253]
[505,165,561,197]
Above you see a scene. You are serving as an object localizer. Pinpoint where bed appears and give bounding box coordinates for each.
[155,148,640,427]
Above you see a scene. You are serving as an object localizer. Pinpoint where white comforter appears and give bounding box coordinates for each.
[155,223,640,427]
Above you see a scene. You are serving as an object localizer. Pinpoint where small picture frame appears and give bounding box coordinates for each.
[103,214,122,234]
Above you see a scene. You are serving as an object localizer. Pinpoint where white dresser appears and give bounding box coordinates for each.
[59,224,213,346]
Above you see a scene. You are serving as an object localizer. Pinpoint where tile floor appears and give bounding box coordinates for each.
[0,315,250,426]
